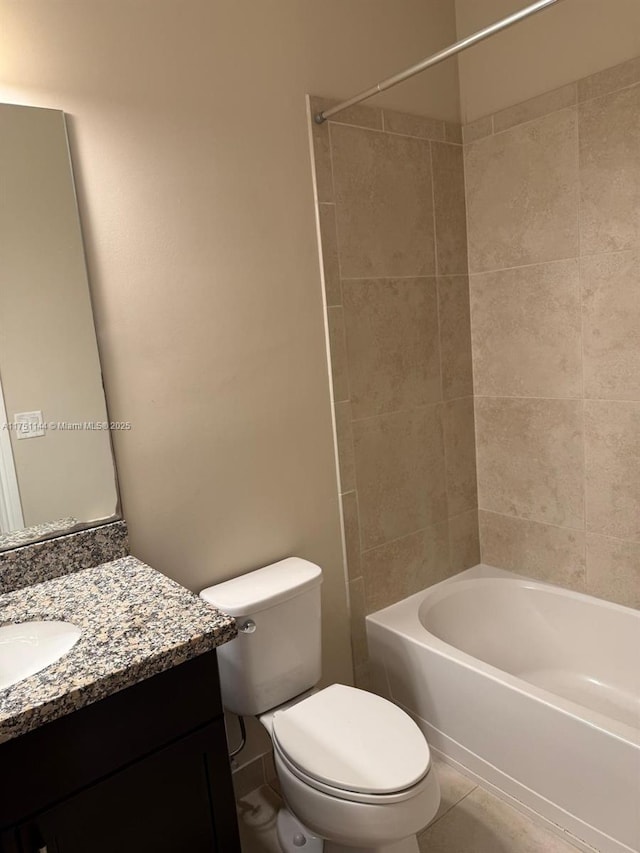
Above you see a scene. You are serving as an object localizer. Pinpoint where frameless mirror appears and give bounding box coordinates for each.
[0,103,119,550]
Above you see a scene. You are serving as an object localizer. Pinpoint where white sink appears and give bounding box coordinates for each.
[0,620,82,691]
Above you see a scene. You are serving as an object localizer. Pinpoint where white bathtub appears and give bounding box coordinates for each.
[366,566,640,853]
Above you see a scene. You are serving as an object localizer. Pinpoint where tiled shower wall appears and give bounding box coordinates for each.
[309,98,480,685]
[464,56,640,609]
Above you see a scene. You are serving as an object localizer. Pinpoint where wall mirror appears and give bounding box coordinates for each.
[0,103,119,550]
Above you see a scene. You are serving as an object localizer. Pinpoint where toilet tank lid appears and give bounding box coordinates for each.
[200,557,322,616]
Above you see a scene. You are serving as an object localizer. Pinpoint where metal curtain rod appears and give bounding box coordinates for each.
[314,0,565,124]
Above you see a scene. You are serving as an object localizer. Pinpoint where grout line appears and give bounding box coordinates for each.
[430,140,440,279]
[448,507,480,522]
[468,248,635,281]
[575,95,589,583]
[360,524,446,559]
[491,84,577,130]
[469,255,578,278]
[429,141,446,408]
[481,507,640,550]
[488,103,576,140]
[579,245,639,259]
[581,529,640,547]
[578,77,640,106]
[460,125,481,554]
[478,507,585,534]
[327,115,460,146]
[341,274,438,282]
[435,276,452,547]
[350,397,475,426]
[475,393,640,404]
[359,510,477,559]
[462,77,640,144]
[423,785,478,832]
[326,123,342,285]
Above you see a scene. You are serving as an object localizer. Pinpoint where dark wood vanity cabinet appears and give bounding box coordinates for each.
[0,652,240,853]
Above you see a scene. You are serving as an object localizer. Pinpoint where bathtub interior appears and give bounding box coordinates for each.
[417,576,640,730]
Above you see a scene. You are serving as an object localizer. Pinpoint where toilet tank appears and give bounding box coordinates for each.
[200,558,322,716]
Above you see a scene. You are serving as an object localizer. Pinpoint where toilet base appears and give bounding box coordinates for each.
[277,807,323,853]
[277,806,420,853]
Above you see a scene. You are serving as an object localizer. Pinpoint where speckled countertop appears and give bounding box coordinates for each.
[0,556,236,742]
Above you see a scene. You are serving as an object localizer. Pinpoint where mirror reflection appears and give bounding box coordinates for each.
[0,103,119,550]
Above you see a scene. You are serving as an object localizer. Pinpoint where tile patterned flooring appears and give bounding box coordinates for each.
[237,757,584,853]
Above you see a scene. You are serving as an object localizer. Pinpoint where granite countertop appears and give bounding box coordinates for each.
[0,556,237,742]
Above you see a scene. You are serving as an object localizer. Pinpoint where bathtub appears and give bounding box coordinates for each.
[366,566,640,853]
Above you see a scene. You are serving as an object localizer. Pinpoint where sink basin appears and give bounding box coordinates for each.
[0,620,82,691]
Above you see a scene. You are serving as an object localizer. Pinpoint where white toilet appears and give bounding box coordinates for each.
[201,557,440,853]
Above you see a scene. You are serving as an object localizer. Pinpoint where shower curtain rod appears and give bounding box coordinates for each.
[314,0,566,124]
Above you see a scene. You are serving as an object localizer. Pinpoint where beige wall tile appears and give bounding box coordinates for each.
[479,510,585,590]
[438,276,474,400]
[470,260,582,398]
[334,401,355,493]
[463,115,493,144]
[579,84,640,254]
[354,661,374,691]
[432,142,468,276]
[311,96,383,130]
[348,577,368,666]
[343,278,441,419]
[465,108,579,273]
[232,756,265,799]
[443,397,477,516]
[578,55,640,102]
[444,122,463,145]
[581,250,640,401]
[331,124,435,278]
[353,406,447,549]
[262,752,277,784]
[317,203,341,306]
[382,108,445,141]
[586,533,640,608]
[585,400,640,543]
[327,306,349,402]
[362,522,450,613]
[341,490,362,581]
[449,509,480,573]
[475,397,584,529]
[492,83,577,133]
[309,114,334,203]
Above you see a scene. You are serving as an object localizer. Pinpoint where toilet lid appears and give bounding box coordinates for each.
[271,684,430,795]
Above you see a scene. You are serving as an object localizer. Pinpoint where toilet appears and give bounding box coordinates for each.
[200,557,440,853]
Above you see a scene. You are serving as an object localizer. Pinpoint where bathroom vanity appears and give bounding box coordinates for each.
[0,557,240,852]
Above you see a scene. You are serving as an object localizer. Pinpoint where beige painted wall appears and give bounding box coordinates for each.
[0,104,118,528]
[456,0,640,121]
[0,0,460,695]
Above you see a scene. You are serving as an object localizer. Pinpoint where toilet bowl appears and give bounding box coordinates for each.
[275,751,439,853]
[201,558,441,852]
[266,684,440,852]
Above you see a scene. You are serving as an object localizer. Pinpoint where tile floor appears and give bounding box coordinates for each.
[237,757,585,853]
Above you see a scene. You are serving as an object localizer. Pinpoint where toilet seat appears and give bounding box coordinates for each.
[271,684,431,803]
[273,736,433,805]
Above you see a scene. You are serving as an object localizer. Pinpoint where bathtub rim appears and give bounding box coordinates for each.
[365,564,640,747]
